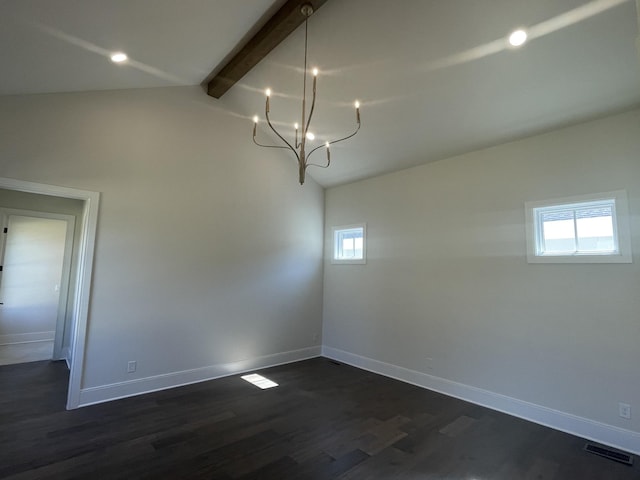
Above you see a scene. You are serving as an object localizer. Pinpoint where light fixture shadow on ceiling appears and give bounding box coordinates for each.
[238,80,372,110]
[236,81,301,101]
[267,57,390,77]
[198,99,257,122]
[198,103,333,146]
[234,81,410,133]
[421,0,629,73]
[246,55,398,102]
[263,62,307,76]
[24,19,189,84]
[198,84,313,130]
[239,0,631,115]
[199,94,311,135]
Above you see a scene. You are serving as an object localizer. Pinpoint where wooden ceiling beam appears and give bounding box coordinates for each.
[206,0,328,99]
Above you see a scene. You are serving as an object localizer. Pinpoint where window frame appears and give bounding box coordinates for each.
[525,190,632,264]
[331,223,367,265]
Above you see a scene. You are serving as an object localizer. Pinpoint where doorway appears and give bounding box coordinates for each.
[0,177,99,410]
[0,209,75,366]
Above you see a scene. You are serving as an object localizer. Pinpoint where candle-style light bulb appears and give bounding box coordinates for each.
[294,123,299,129]
[253,115,259,123]
[355,100,361,123]
[265,89,271,113]
[306,132,315,140]
[355,100,360,109]
[325,142,330,148]
[312,68,319,76]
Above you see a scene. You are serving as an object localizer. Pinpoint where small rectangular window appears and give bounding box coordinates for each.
[525,191,632,264]
[538,201,615,255]
[332,224,366,264]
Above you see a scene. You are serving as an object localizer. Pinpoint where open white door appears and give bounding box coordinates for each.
[0,209,75,363]
[0,177,100,410]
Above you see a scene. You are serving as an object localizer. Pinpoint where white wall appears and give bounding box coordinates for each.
[0,86,324,402]
[323,108,640,452]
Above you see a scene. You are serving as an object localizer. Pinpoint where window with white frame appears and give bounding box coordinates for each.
[332,224,366,264]
[525,191,632,263]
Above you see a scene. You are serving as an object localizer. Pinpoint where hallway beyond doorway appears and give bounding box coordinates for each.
[0,340,54,366]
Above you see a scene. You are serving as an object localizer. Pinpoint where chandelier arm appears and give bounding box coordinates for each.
[305,144,330,169]
[306,157,331,169]
[305,140,330,169]
[252,136,291,150]
[306,145,327,160]
[265,108,300,161]
[253,116,292,150]
[306,121,361,160]
[326,121,361,147]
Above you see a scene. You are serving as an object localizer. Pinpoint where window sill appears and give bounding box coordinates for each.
[526,253,632,264]
[331,258,366,265]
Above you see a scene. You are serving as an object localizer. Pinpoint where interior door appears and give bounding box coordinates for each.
[0,211,73,362]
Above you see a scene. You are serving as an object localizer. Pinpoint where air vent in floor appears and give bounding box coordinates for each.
[584,443,633,465]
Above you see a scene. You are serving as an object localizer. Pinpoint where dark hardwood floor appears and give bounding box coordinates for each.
[1,357,637,479]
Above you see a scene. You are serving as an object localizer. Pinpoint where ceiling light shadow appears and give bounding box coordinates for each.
[422,0,628,72]
[235,82,301,101]
[268,58,389,77]
[26,20,189,84]
[201,100,300,133]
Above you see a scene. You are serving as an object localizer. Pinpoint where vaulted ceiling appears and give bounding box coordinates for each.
[1,0,639,187]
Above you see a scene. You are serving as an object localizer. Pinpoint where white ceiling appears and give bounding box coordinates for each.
[1,0,639,187]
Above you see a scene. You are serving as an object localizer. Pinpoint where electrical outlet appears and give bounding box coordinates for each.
[619,403,631,419]
[127,361,137,373]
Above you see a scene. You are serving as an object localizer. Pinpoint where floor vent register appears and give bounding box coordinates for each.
[584,443,633,466]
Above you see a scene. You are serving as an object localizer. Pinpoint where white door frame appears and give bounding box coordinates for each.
[0,208,76,360]
[0,177,99,410]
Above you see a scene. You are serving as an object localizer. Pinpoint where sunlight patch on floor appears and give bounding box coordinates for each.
[241,373,278,389]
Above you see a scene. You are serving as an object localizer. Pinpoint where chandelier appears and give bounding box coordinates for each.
[252,3,361,185]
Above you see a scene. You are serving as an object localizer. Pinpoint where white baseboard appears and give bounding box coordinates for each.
[78,346,321,407]
[322,346,640,456]
[0,331,55,345]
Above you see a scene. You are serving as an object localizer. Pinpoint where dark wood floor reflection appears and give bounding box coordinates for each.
[1,358,637,479]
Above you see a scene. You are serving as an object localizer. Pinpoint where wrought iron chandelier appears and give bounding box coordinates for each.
[252,2,361,185]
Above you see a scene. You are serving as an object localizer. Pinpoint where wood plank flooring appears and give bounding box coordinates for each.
[1,357,637,479]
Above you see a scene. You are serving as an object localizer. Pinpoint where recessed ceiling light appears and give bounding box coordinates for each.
[508,29,528,47]
[110,52,128,63]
